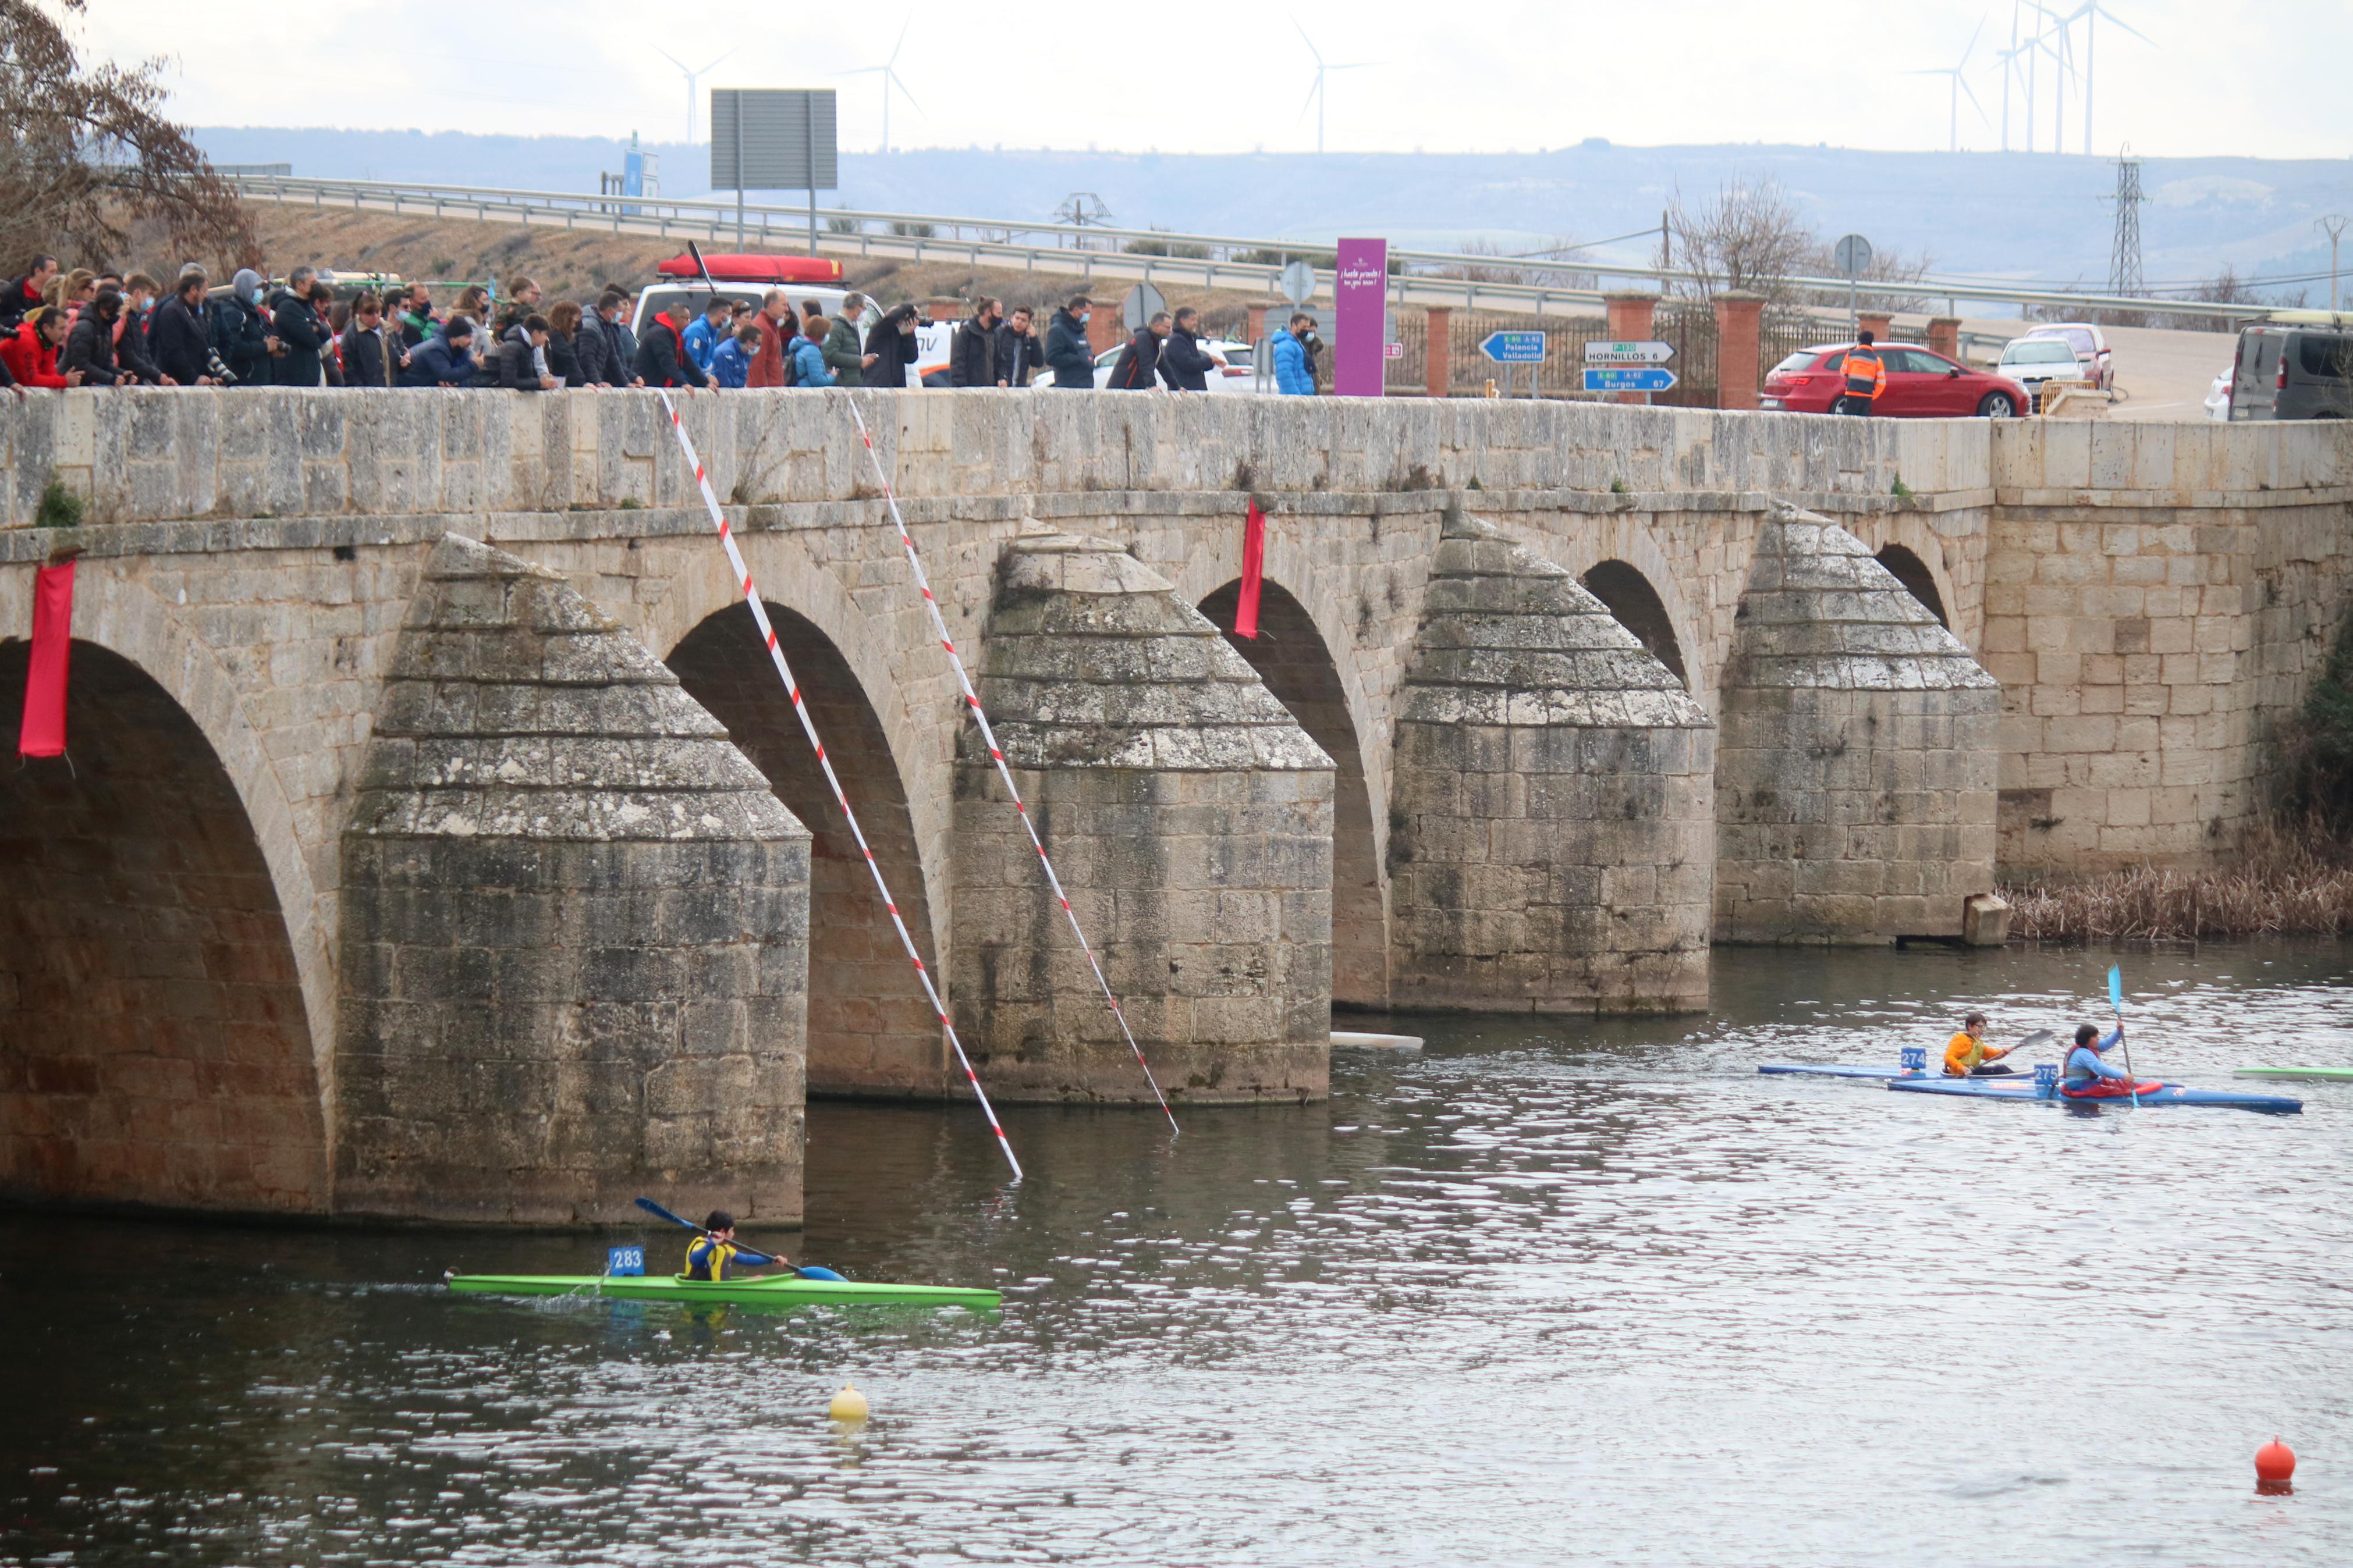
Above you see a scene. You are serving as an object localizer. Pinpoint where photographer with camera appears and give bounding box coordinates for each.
[210,268,279,386]
[151,271,226,386]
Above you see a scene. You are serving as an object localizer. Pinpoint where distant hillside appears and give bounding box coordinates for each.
[193,127,2353,296]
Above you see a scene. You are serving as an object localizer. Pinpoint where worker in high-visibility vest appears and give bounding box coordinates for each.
[1837,329,1887,415]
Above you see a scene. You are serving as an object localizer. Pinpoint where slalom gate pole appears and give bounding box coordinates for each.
[845,397,1181,1137]
[658,392,1022,1180]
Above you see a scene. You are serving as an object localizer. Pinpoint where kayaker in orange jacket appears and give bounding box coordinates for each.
[1942,1011,2017,1077]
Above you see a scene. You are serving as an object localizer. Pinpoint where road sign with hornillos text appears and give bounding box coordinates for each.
[1582,340,1674,365]
[1582,367,1678,393]
[1480,330,1547,363]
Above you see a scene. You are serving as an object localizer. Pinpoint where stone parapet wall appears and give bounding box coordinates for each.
[1,387,1994,531]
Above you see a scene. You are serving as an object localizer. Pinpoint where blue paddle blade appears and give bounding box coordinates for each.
[2107,966,2124,1009]
[797,1267,847,1281]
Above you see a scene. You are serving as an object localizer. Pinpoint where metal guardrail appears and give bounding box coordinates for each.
[226,173,2277,325]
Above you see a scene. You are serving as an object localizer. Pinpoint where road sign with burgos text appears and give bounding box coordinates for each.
[1583,340,1674,365]
[1582,367,1678,393]
[1480,330,1547,363]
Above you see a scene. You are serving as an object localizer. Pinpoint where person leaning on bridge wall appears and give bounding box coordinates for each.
[710,321,761,387]
[791,315,836,389]
[493,275,541,342]
[149,271,218,386]
[1044,294,1094,389]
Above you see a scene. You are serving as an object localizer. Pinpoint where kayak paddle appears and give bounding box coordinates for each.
[633,1197,846,1281]
[2109,964,2138,1108]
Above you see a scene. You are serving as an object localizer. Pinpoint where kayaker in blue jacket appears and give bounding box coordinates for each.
[2060,1022,2132,1093]
[682,1212,787,1281]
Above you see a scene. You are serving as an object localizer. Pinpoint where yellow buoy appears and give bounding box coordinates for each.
[828,1382,869,1423]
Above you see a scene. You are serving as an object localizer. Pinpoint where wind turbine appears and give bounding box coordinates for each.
[1293,19,1374,155]
[2063,0,2153,155]
[654,46,733,145]
[1906,20,1989,152]
[840,18,925,155]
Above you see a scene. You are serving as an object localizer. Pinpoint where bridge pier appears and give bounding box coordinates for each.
[1390,516,1716,1011]
[337,536,811,1224]
[952,533,1335,1103]
[1712,506,2000,943]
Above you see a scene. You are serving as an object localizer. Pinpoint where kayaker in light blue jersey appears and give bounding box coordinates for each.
[2061,1022,2131,1089]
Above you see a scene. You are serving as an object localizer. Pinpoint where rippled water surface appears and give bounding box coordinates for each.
[5,942,2351,1566]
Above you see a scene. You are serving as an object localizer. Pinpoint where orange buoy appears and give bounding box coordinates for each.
[2255,1437,2295,1494]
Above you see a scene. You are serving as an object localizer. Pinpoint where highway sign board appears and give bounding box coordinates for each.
[1480,330,1547,363]
[1122,281,1166,333]
[1280,259,1316,305]
[1834,233,1873,279]
[1583,340,1674,365]
[1582,367,1678,393]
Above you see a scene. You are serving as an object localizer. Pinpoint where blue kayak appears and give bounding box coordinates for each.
[1887,1078,2301,1113]
[1759,1064,1933,1080]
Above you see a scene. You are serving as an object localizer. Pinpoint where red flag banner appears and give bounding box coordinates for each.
[1234,499,1266,639]
[19,558,74,759]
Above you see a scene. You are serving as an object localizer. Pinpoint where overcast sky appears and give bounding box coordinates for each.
[84,0,2353,162]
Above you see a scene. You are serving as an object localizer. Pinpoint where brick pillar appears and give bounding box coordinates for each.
[1858,310,1893,344]
[1927,316,1962,361]
[1247,304,1269,347]
[1425,307,1451,399]
[1087,305,1121,356]
[1603,291,1659,405]
[927,298,961,323]
[1714,290,1765,411]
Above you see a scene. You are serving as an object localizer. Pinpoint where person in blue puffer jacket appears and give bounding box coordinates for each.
[791,317,836,388]
[1272,311,1317,394]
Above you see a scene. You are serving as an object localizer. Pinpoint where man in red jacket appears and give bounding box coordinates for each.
[1,254,58,332]
[746,287,793,387]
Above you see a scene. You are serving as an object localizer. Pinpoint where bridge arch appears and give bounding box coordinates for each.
[1843,513,1967,643]
[665,595,945,1097]
[1496,514,1710,700]
[1198,576,1389,1009]
[1579,560,1688,686]
[0,630,329,1213]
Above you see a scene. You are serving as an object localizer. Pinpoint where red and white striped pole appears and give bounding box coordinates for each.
[846,397,1180,1137]
[657,392,1022,1181]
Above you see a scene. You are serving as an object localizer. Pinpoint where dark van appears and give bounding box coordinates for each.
[2227,324,2352,420]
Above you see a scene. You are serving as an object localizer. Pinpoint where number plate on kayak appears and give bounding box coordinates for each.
[607,1246,645,1277]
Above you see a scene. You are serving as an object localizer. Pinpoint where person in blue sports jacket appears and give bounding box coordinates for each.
[1272,311,1318,394]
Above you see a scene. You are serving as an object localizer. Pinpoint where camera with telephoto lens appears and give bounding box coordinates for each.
[206,350,236,384]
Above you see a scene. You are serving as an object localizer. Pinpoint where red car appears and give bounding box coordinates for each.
[1760,342,2031,418]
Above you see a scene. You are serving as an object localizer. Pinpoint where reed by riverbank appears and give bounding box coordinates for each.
[2001,824,2353,942]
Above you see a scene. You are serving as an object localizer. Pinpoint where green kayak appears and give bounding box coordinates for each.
[448,1273,1000,1310]
[2233,1067,2353,1083]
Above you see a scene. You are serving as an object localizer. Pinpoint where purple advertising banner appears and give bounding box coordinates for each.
[1333,237,1387,398]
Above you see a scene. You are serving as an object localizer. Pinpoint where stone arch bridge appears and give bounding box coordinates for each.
[1,391,2343,1225]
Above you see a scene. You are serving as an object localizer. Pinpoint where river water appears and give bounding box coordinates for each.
[5,941,2350,1566]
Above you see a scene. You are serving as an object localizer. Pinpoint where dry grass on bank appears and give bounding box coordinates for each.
[2001,824,2353,942]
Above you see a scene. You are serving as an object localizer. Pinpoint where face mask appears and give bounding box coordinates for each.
[250,289,265,305]
[1077,311,1090,323]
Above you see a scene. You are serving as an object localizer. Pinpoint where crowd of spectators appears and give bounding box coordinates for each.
[0,254,1324,396]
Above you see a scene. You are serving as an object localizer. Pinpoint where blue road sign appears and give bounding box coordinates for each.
[1582,367,1678,393]
[1480,330,1548,363]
